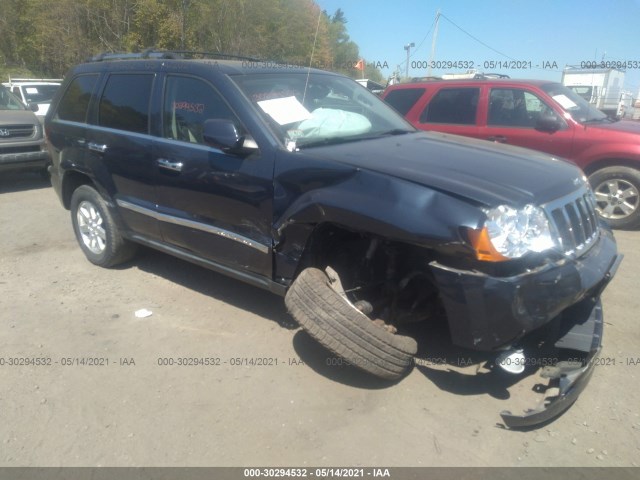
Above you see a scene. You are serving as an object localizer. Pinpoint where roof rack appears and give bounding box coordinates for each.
[6,77,64,83]
[87,49,261,63]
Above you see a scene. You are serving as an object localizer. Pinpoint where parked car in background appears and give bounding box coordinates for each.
[355,78,385,95]
[3,78,62,121]
[382,78,640,229]
[0,84,50,175]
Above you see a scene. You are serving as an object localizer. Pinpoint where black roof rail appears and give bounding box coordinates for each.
[167,51,262,62]
[87,49,262,63]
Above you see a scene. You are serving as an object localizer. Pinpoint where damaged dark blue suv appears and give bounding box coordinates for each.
[45,51,621,428]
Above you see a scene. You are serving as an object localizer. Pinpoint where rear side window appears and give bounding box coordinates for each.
[55,75,99,123]
[98,74,153,134]
[384,88,425,116]
[419,87,479,125]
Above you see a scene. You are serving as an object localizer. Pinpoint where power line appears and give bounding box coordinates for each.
[396,15,438,70]
[439,13,516,61]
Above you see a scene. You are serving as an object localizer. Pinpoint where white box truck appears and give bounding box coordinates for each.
[561,67,625,117]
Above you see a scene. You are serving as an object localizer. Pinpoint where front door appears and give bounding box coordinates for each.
[153,74,273,277]
[480,87,575,158]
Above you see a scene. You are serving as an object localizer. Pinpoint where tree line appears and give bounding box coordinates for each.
[0,0,383,82]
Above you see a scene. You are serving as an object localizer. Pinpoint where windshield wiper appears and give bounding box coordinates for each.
[296,136,356,149]
[376,128,414,136]
[296,129,414,149]
[582,117,613,124]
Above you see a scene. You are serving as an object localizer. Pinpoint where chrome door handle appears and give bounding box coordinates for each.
[157,158,183,172]
[487,136,507,143]
[88,142,108,153]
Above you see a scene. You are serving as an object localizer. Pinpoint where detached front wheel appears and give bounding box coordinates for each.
[70,185,137,267]
[285,267,417,380]
[590,167,640,230]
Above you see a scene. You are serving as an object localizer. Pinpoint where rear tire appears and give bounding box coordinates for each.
[285,267,417,380]
[589,167,640,230]
[70,185,137,267]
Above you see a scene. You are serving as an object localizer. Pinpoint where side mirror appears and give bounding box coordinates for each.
[28,103,39,113]
[535,115,562,132]
[203,119,257,153]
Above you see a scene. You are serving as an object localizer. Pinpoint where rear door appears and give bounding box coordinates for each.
[47,74,100,187]
[479,87,575,158]
[153,74,273,277]
[87,72,161,240]
[415,86,482,138]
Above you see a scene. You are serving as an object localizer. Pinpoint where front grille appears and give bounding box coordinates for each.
[0,124,35,139]
[544,185,600,257]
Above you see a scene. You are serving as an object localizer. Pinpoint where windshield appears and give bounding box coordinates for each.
[541,82,608,123]
[231,72,414,149]
[0,86,26,110]
[20,84,60,104]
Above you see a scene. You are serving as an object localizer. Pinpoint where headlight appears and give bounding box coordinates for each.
[469,204,556,262]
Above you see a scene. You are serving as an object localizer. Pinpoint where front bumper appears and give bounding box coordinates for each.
[0,150,50,172]
[429,228,620,351]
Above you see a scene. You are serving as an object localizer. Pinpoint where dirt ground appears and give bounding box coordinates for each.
[1,171,639,467]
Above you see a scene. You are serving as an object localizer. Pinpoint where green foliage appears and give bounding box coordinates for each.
[0,0,384,83]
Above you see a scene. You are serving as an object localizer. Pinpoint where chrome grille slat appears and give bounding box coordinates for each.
[576,197,594,239]
[543,185,600,257]
[0,124,35,139]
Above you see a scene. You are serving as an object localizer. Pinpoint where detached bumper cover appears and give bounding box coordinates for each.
[429,228,620,351]
[500,296,604,428]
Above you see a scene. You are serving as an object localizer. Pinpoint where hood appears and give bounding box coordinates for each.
[302,131,585,206]
[585,119,640,135]
[0,109,39,126]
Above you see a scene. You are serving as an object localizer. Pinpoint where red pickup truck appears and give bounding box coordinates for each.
[383,79,640,229]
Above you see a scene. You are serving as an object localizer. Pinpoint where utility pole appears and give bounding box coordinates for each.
[404,42,415,80]
[427,10,441,78]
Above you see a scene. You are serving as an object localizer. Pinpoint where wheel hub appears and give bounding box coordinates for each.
[77,201,107,254]
[594,178,639,220]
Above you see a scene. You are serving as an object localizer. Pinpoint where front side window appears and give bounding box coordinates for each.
[419,88,479,125]
[54,75,99,122]
[163,75,243,145]
[488,88,560,127]
[98,74,153,134]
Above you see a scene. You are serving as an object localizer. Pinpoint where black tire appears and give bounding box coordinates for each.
[285,267,418,380]
[70,185,137,267]
[589,166,640,230]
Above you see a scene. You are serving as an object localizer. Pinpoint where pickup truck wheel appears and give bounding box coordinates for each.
[590,167,640,230]
[70,185,137,267]
[285,267,418,380]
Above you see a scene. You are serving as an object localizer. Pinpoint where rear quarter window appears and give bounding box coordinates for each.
[55,75,99,123]
[98,74,154,134]
[384,88,425,116]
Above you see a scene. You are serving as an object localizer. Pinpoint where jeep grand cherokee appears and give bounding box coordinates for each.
[45,52,621,428]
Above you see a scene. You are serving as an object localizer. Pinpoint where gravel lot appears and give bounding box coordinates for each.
[1,171,639,467]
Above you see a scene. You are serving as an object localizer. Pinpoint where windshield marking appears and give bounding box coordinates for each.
[257,96,311,125]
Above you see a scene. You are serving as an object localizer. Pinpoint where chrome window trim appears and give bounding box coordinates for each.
[116,199,269,254]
